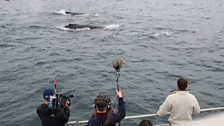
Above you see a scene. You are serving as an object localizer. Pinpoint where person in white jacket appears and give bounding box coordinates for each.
[157,78,200,126]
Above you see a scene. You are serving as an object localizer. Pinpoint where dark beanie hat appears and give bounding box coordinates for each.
[43,88,54,100]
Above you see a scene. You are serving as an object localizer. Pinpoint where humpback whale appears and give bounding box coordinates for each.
[64,24,103,30]
[65,11,85,15]
[55,10,86,16]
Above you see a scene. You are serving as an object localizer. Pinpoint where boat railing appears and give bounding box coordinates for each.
[67,107,224,125]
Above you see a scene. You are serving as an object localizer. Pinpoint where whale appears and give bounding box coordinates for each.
[65,11,85,15]
[64,24,103,30]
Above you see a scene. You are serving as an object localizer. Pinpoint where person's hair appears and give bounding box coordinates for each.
[95,100,108,111]
[94,95,111,112]
[103,110,113,126]
[93,95,113,126]
[177,78,188,90]
[138,120,153,126]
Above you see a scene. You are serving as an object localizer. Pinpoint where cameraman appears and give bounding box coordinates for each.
[86,89,126,126]
[36,88,70,126]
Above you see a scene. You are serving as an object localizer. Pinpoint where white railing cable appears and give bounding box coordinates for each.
[200,107,224,112]
[67,107,224,125]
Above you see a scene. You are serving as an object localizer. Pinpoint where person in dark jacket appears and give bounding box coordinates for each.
[36,88,70,126]
[86,89,126,126]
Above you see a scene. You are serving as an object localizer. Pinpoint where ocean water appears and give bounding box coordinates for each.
[0,0,224,126]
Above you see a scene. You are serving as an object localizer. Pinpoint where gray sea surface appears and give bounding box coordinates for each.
[0,0,224,126]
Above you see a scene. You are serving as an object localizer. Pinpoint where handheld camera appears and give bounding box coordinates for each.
[48,94,74,110]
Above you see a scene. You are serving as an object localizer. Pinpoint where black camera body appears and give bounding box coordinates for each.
[48,94,74,110]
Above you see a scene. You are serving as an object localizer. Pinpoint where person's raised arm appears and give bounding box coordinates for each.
[114,89,126,122]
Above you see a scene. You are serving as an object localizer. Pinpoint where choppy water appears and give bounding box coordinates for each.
[0,0,224,126]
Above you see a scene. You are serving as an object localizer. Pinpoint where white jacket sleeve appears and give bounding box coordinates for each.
[157,96,171,116]
[192,96,200,115]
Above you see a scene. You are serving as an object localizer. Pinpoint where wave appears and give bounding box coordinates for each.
[103,24,120,29]
[56,25,92,31]
[0,44,14,48]
[0,25,7,28]
[152,27,196,39]
[53,9,67,15]
[175,29,196,34]
[0,12,8,15]
[53,9,97,16]
[75,27,91,31]
[28,25,48,29]
[56,24,120,31]
[149,31,173,39]
[55,26,74,31]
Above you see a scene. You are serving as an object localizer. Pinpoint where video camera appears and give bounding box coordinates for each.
[48,93,74,110]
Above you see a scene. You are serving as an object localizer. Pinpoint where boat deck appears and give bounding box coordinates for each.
[66,107,224,126]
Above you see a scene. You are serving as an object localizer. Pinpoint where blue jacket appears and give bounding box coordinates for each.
[86,98,126,126]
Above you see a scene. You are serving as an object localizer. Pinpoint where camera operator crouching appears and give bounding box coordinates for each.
[36,88,70,126]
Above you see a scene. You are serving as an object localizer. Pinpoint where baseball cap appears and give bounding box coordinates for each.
[43,88,54,100]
